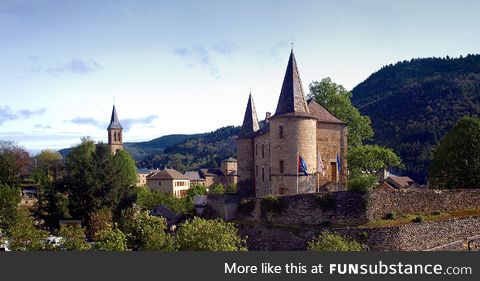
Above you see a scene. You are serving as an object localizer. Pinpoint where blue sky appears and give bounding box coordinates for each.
[1,0,479,153]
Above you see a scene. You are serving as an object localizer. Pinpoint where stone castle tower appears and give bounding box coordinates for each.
[107,105,123,155]
[237,50,348,198]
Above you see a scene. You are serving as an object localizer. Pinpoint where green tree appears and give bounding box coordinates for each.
[32,149,63,184]
[186,184,207,198]
[307,232,363,251]
[309,78,373,147]
[9,207,48,251]
[209,184,225,194]
[347,174,378,192]
[225,183,237,193]
[88,208,113,240]
[59,224,90,251]
[33,150,70,228]
[175,217,246,251]
[135,186,190,214]
[348,145,404,177]
[0,183,21,231]
[64,139,138,221]
[429,116,480,189]
[93,227,128,251]
[119,208,174,251]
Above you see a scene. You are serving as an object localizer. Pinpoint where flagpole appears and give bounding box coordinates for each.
[296,150,299,194]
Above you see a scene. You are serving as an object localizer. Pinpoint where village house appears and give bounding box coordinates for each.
[136,168,151,186]
[146,168,190,198]
[184,171,206,186]
[185,157,239,187]
[237,50,348,197]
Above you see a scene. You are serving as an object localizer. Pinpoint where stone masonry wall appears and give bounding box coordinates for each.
[231,189,480,226]
[336,215,480,251]
[365,189,480,220]
[237,215,480,251]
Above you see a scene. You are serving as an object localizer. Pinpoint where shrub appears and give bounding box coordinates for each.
[308,232,363,251]
[347,174,378,192]
[88,208,113,240]
[386,212,396,220]
[260,195,287,216]
[225,183,237,193]
[93,227,128,251]
[413,216,424,223]
[175,217,246,251]
[59,224,90,251]
[119,208,174,251]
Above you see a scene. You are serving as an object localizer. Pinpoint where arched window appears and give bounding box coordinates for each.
[114,132,117,142]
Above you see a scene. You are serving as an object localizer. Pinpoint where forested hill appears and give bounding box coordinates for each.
[352,54,480,183]
[137,126,240,172]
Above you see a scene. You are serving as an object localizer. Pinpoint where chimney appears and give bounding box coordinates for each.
[378,169,389,182]
[265,112,272,124]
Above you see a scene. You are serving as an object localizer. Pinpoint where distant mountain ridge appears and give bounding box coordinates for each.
[58,127,239,173]
[59,133,205,160]
[352,54,480,183]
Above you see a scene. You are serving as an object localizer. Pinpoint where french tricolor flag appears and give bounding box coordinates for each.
[297,153,308,176]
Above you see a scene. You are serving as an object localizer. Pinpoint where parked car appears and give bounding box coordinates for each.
[0,240,11,251]
[42,236,64,248]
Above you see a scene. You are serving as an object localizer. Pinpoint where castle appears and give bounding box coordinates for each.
[237,50,348,197]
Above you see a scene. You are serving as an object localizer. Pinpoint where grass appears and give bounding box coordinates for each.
[358,208,480,228]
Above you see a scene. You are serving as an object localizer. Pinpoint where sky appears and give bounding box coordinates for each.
[1,0,479,154]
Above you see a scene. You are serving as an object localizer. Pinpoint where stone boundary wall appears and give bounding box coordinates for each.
[206,189,480,226]
[336,215,480,251]
[237,215,480,251]
[365,189,480,220]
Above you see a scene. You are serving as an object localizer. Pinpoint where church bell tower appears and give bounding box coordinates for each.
[107,105,123,155]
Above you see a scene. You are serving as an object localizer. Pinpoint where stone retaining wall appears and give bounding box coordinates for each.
[207,189,480,226]
[237,216,480,251]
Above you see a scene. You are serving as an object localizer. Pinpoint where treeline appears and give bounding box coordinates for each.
[137,126,239,172]
[352,54,480,183]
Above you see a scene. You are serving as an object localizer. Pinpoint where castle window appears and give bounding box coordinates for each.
[279,160,284,174]
[262,167,265,182]
[261,145,264,158]
[256,144,258,156]
[256,165,258,177]
[269,167,271,180]
[269,143,270,157]
[114,132,117,142]
[279,126,284,139]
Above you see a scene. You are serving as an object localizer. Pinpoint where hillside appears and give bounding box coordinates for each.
[352,54,480,183]
[137,126,240,172]
[124,133,206,160]
[58,133,203,160]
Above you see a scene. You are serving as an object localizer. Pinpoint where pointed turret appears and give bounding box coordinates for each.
[274,49,310,116]
[239,93,260,137]
[107,105,123,129]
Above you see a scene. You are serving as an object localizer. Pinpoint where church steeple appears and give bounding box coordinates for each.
[239,92,260,137]
[107,105,123,154]
[274,49,310,116]
[107,105,123,130]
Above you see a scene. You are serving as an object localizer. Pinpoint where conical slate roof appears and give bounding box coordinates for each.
[107,105,123,130]
[239,93,260,137]
[274,50,310,116]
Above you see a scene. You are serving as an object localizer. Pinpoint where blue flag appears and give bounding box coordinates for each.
[298,154,308,176]
[336,153,342,173]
